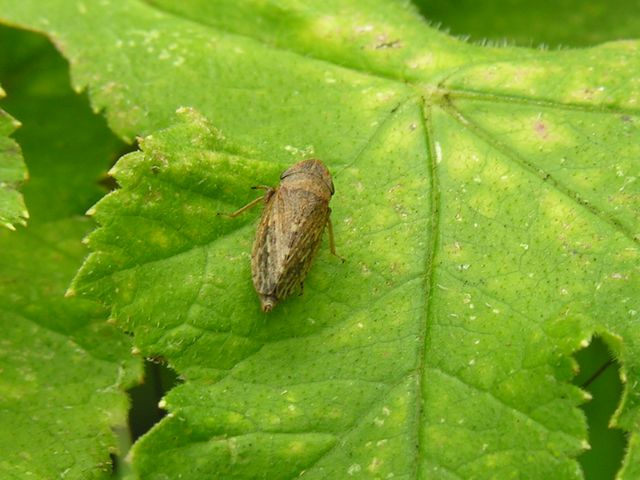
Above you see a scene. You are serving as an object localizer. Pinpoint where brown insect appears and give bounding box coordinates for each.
[226,159,339,312]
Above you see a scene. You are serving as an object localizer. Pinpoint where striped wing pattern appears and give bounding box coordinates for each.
[252,185,329,301]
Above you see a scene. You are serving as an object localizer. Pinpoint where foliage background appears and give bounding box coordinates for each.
[0,1,638,479]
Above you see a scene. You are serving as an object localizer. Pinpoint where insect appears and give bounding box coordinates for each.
[226,159,339,312]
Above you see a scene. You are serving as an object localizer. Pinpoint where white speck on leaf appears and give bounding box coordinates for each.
[324,72,337,84]
[368,457,382,472]
[355,24,374,33]
[435,141,442,164]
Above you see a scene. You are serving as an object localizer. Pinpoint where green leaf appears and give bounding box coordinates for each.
[0,27,124,223]
[0,219,135,479]
[0,87,27,230]
[0,27,139,479]
[2,1,638,478]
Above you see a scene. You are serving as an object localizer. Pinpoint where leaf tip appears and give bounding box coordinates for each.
[175,105,195,115]
[64,287,76,298]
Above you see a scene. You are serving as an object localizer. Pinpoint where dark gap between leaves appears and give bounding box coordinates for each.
[573,336,627,480]
[111,358,181,477]
[98,140,139,191]
[129,358,180,440]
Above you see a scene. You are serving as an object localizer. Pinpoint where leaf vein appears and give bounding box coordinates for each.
[443,100,640,246]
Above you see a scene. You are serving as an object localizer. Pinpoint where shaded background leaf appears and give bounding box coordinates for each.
[413,0,640,48]
[0,27,140,479]
[0,87,27,230]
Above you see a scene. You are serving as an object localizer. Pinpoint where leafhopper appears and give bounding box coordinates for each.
[227,159,339,312]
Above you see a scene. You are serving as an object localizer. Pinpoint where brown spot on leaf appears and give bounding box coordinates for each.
[375,39,402,49]
[373,34,402,49]
[534,121,549,139]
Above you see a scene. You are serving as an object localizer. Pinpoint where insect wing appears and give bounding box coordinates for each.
[252,186,329,300]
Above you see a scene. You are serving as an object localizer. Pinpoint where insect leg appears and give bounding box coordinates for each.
[218,187,275,218]
[220,195,265,218]
[326,211,345,262]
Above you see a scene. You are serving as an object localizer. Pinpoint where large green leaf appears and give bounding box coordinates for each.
[0,27,139,479]
[1,1,638,478]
